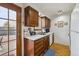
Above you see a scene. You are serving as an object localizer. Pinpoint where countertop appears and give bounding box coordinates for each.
[24,32,54,40]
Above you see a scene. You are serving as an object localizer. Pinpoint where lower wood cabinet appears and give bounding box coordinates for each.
[24,38,34,56]
[24,36,49,56]
[34,38,44,56]
[44,36,49,51]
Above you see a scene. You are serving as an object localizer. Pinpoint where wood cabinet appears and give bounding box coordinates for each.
[24,36,49,56]
[41,16,50,28]
[44,36,49,51]
[24,38,34,56]
[25,6,39,27]
[45,17,50,28]
[34,38,44,56]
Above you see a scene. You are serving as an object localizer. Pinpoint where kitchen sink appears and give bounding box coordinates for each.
[37,32,46,35]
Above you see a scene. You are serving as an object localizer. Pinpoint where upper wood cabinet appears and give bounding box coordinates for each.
[41,16,50,28]
[45,17,50,28]
[24,6,39,27]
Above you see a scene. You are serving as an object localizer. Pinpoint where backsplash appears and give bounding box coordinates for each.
[24,27,30,36]
[24,26,50,36]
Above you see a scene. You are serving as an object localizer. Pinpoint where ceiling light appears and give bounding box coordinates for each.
[57,10,63,15]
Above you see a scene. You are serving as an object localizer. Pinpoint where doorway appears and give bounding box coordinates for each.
[0,3,22,56]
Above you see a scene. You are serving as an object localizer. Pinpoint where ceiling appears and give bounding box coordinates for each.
[24,3,76,20]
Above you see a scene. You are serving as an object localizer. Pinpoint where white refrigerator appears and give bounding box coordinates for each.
[71,4,79,56]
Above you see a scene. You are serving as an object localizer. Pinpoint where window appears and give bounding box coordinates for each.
[0,6,8,19]
[9,10,16,20]
[0,6,16,56]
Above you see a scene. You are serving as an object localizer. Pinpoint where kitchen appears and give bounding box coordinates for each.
[23,4,71,56]
[0,3,79,56]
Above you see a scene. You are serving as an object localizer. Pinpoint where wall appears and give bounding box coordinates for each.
[51,14,71,46]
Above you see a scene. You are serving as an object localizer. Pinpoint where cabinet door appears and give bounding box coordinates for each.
[45,18,50,28]
[24,38,34,56]
[48,19,50,27]
[44,36,49,51]
[30,9,38,27]
[25,6,38,27]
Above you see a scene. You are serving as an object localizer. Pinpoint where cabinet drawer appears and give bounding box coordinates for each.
[34,45,44,55]
[34,39,43,44]
[34,41,43,49]
[35,48,44,56]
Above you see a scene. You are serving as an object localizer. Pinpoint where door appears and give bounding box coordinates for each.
[0,3,22,56]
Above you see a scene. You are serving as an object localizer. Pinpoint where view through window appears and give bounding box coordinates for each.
[0,6,16,56]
